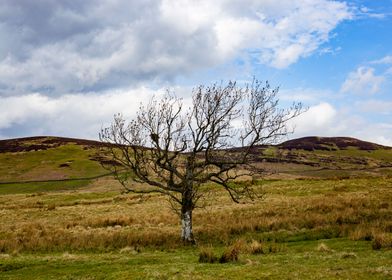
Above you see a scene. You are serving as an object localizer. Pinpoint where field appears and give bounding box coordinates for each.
[0,137,392,279]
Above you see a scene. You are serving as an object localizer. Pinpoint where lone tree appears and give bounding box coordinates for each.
[99,80,302,243]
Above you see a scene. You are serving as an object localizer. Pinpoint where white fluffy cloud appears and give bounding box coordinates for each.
[290,102,337,136]
[0,87,162,139]
[340,67,385,94]
[0,0,353,96]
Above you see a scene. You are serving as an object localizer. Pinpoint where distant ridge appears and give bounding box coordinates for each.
[1,135,392,183]
[279,136,391,151]
[0,136,108,153]
[0,135,390,154]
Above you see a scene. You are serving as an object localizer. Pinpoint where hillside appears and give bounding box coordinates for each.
[246,136,392,179]
[279,136,391,151]
[0,136,109,153]
[0,136,113,194]
[1,135,392,194]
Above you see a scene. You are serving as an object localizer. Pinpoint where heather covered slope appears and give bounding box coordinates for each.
[279,136,391,151]
[0,136,109,153]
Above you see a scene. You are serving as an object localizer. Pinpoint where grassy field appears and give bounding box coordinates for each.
[0,177,391,279]
[0,239,390,279]
[0,137,392,279]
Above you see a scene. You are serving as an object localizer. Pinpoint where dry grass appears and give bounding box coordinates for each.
[219,240,244,263]
[198,246,217,263]
[119,245,142,254]
[317,242,332,253]
[248,240,264,254]
[0,177,391,253]
[341,252,357,259]
[372,233,392,250]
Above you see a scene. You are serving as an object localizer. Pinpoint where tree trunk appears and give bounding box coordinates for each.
[181,207,194,244]
[181,156,195,244]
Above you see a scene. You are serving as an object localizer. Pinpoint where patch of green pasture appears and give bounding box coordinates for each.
[260,146,278,157]
[0,239,391,279]
[0,180,91,195]
[285,169,355,179]
[0,144,106,181]
[258,178,338,196]
[314,147,392,162]
[258,177,392,196]
[0,188,119,212]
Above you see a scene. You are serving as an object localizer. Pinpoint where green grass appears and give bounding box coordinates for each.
[0,180,92,195]
[0,144,106,182]
[309,148,392,166]
[0,239,391,279]
[317,148,392,161]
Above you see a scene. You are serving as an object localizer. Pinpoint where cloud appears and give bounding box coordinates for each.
[356,6,388,19]
[290,102,337,136]
[0,0,353,96]
[2,86,392,147]
[0,87,163,139]
[356,99,392,115]
[340,67,385,94]
[371,55,392,65]
[288,101,392,146]
[351,123,392,147]
[279,87,333,102]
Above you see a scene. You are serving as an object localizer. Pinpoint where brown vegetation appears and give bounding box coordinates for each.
[0,136,111,153]
[198,247,217,263]
[0,177,391,253]
[279,136,391,151]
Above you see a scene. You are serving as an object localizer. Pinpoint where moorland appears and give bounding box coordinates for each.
[0,136,391,279]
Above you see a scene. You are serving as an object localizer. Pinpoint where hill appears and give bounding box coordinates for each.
[244,136,392,179]
[278,136,391,151]
[1,135,392,194]
[0,136,108,153]
[0,136,113,194]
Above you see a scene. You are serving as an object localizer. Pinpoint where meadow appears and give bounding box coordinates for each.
[0,177,391,279]
[0,137,391,279]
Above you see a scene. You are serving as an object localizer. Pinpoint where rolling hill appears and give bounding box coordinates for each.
[1,135,392,194]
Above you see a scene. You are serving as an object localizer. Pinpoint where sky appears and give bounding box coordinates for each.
[0,0,391,145]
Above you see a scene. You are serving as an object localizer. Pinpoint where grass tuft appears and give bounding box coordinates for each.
[317,242,332,253]
[219,240,244,263]
[372,233,392,250]
[119,246,142,254]
[341,252,357,259]
[248,240,264,255]
[198,246,217,263]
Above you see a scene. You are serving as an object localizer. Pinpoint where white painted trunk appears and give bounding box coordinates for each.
[181,210,194,243]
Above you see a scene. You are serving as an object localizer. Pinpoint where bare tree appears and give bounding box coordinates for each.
[99,80,303,243]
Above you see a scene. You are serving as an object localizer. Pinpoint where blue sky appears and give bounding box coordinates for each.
[0,0,391,145]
